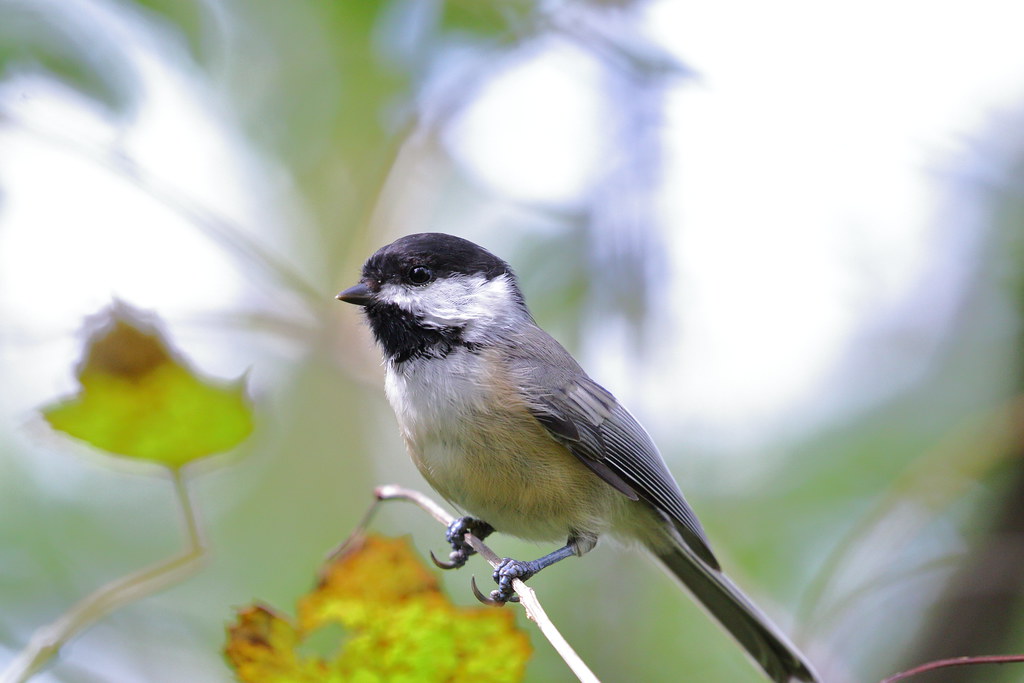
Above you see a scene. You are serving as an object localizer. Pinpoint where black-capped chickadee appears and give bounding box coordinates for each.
[337,233,817,683]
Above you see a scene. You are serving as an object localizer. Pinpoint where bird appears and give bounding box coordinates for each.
[337,232,818,682]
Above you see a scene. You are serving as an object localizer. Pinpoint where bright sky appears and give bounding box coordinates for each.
[451,0,1024,449]
[4,0,1024,449]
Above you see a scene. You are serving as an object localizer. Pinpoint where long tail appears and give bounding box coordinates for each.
[652,543,819,682]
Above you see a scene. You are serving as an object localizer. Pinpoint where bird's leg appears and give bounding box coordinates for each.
[430,516,494,570]
[477,535,592,605]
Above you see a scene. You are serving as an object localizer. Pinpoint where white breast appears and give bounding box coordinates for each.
[384,349,493,457]
[384,349,503,517]
[384,348,618,542]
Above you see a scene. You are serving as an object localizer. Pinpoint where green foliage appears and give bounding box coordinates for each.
[42,304,252,468]
[4,0,1024,682]
[131,0,211,62]
[439,0,534,40]
[226,534,532,682]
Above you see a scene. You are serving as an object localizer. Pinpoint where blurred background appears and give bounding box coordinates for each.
[2,0,1024,681]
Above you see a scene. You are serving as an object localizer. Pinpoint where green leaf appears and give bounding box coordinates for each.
[42,304,253,468]
[226,534,532,682]
[440,0,533,40]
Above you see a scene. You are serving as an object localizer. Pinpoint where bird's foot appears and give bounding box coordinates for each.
[429,516,494,570]
[471,557,542,605]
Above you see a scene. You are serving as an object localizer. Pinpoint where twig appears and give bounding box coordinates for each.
[0,469,207,683]
[880,654,1024,682]
[373,484,601,683]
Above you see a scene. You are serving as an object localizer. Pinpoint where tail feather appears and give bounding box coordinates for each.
[653,544,818,683]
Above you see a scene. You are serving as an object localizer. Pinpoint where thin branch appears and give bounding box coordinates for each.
[0,469,207,683]
[880,654,1024,683]
[373,484,601,683]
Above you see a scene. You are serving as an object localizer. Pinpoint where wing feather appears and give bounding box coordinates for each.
[528,372,719,569]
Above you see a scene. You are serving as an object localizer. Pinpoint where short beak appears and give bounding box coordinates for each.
[336,281,374,306]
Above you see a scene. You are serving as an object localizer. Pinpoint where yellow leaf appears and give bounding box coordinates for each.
[42,303,253,468]
[226,535,532,682]
[226,605,336,683]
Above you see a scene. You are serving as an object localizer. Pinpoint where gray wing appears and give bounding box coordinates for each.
[515,356,719,569]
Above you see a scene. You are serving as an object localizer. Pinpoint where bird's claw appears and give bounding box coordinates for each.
[429,549,464,570]
[479,557,535,604]
[434,517,494,571]
[445,516,494,547]
[471,575,518,605]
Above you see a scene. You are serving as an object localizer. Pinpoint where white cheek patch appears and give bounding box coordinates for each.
[378,274,523,339]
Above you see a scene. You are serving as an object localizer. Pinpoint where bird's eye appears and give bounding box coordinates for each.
[408,266,432,284]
